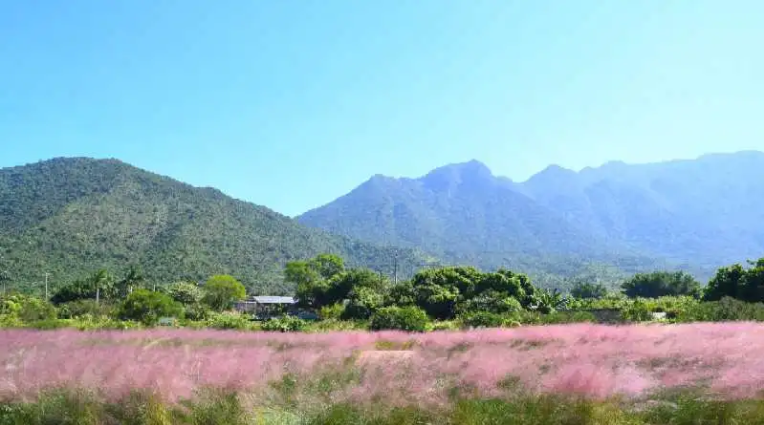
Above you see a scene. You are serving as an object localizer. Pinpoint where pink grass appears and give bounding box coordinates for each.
[1,323,763,404]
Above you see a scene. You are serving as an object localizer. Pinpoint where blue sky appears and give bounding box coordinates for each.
[1,1,762,216]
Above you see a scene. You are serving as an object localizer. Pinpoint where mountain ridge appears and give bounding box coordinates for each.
[298,150,764,281]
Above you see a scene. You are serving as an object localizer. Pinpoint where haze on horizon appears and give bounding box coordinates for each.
[2,0,762,216]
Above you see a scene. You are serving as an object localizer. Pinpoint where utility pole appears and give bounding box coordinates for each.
[44,273,49,300]
[96,284,100,304]
[393,250,399,285]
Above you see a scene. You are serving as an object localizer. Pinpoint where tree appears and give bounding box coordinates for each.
[571,281,608,299]
[0,253,11,295]
[705,259,764,303]
[286,254,346,308]
[370,306,430,332]
[342,286,385,320]
[51,270,117,305]
[117,265,145,296]
[457,290,523,315]
[0,270,10,296]
[167,281,203,305]
[201,275,246,311]
[312,254,345,280]
[621,271,701,299]
[118,289,183,325]
[528,288,569,314]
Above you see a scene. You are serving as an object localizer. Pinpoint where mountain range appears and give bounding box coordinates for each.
[2,151,763,295]
[0,158,431,295]
[298,151,764,282]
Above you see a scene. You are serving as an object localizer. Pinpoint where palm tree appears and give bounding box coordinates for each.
[91,269,112,304]
[119,265,144,296]
[529,288,569,314]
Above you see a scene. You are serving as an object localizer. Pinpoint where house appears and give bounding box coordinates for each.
[234,296,297,318]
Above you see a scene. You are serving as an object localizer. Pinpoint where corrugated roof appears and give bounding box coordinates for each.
[249,296,296,304]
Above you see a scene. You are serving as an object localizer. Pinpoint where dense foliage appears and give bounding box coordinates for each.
[118,289,183,325]
[6,250,764,331]
[620,271,701,298]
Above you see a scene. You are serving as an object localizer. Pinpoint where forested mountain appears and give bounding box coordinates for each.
[0,158,432,294]
[297,160,668,285]
[298,151,764,282]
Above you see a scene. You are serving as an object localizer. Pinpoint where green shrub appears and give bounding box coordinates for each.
[57,299,114,319]
[118,289,183,326]
[18,297,57,322]
[431,320,460,331]
[205,312,251,330]
[319,303,346,320]
[1,294,57,324]
[570,282,609,299]
[621,300,653,322]
[460,311,507,328]
[184,303,212,321]
[261,315,308,332]
[342,287,385,320]
[540,311,597,324]
[27,318,69,330]
[370,306,430,332]
[677,297,764,322]
[458,292,523,316]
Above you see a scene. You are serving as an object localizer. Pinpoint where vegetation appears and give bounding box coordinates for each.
[5,252,764,331]
[0,158,428,295]
[201,275,247,311]
[621,271,701,298]
[299,152,764,285]
[6,388,764,425]
[4,324,764,423]
[370,306,430,331]
[118,289,183,325]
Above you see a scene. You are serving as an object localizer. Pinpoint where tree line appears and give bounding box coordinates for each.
[3,253,764,331]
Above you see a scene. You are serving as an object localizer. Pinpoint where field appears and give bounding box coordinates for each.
[3,323,764,423]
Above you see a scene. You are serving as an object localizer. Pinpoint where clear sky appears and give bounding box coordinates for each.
[1,1,762,216]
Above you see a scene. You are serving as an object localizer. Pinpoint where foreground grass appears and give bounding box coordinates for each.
[2,388,764,425]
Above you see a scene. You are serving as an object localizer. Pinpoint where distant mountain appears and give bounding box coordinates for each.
[0,158,431,295]
[298,151,764,283]
[297,160,666,286]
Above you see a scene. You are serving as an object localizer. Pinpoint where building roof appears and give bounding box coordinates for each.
[246,296,296,304]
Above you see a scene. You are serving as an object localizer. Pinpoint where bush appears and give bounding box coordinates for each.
[460,311,507,328]
[184,303,212,321]
[570,282,608,299]
[118,289,183,326]
[621,300,653,322]
[342,287,385,320]
[677,297,764,322]
[621,271,701,299]
[1,294,57,324]
[57,299,114,319]
[458,292,523,316]
[17,297,57,322]
[319,303,345,320]
[261,315,308,332]
[206,312,251,330]
[540,311,597,324]
[370,306,430,332]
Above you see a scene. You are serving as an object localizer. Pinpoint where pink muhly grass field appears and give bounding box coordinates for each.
[1,323,763,405]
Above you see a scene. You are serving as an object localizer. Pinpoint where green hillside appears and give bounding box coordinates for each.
[0,158,431,295]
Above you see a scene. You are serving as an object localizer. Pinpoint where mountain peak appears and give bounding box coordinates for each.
[421,160,495,191]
